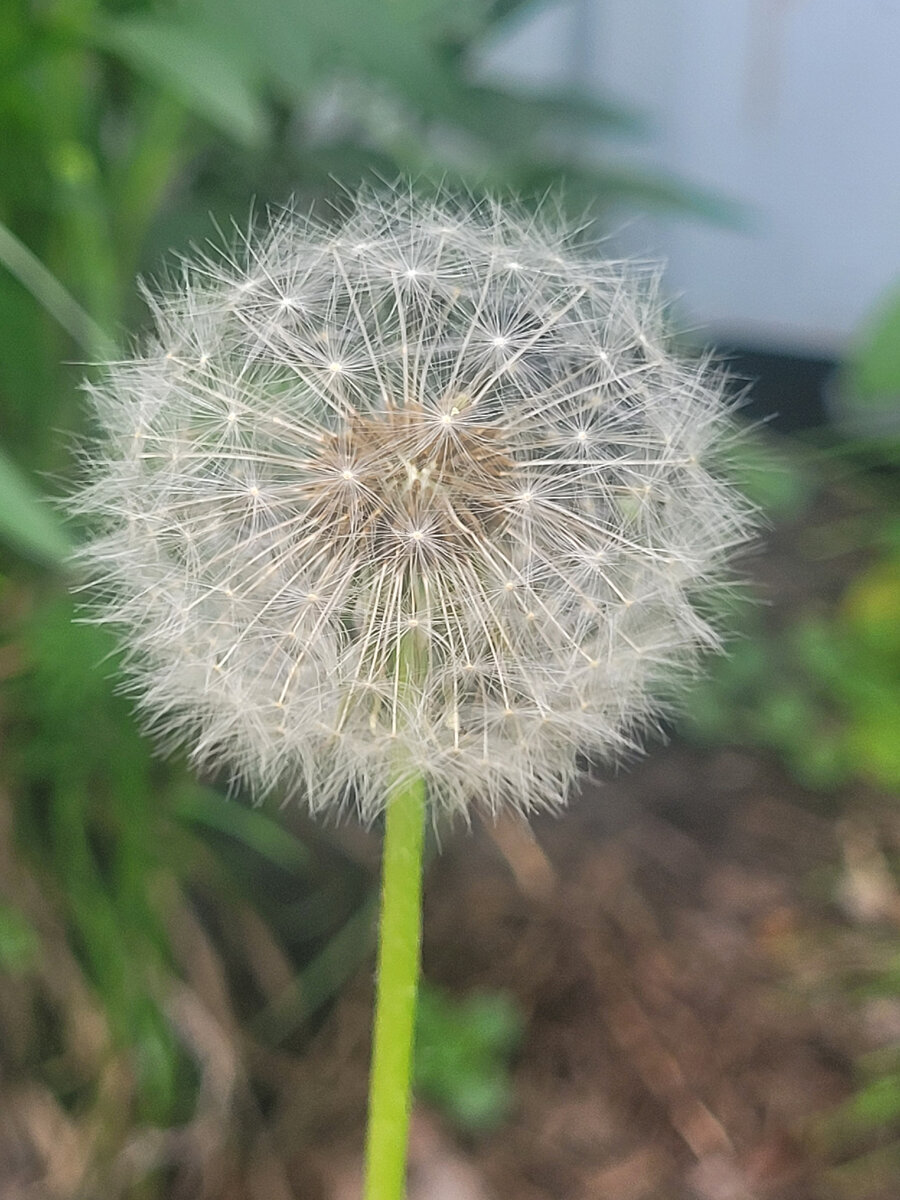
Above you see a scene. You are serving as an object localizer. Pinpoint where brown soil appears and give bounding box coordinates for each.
[282,744,900,1200]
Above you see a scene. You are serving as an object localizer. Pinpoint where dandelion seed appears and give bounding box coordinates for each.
[70,187,753,821]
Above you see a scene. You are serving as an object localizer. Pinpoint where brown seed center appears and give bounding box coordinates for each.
[305,400,517,557]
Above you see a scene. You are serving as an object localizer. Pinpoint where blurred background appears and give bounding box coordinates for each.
[1,2,898,1197]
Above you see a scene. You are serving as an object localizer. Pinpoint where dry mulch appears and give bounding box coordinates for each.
[2,744,898,1200]
[286,744,900,1200]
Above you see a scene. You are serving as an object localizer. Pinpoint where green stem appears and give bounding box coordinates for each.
[364,766,427,1200]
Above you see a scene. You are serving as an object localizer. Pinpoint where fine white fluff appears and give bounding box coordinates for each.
[71,189,753,820]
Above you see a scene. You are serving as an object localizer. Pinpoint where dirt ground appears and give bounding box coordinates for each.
[282,743,900,1200]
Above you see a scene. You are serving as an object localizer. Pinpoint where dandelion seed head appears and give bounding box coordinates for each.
[71,187,753,821]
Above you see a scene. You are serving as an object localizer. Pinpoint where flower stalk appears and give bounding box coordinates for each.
[364,768,426,1200]
[364,625,428,1199]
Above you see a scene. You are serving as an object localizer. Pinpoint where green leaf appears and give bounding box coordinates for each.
[94,15,269,148]
[251,896,377,1041]
[0,219,112,356]
[726,433,813,517]
[174,786,312,874]
[0,446,72,567]
[0,905,39,973]
[788,735,848,791]
[193,0,315,102]
[852,286,900,397]
[199,0,454,111]
[837,284,900,435]
[848,1073,900,1128]
[502,159,743,225]
[845,705,900,789]
[415,986,522,1132]
[445,84,643,149]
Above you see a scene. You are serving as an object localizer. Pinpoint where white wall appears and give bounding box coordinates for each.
[485,1,900,355]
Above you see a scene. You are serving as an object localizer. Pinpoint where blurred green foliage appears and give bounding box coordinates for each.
[4,591,374,1123]
[684,550,900,793]
[835,284,900,438]
[415,985,523,1132]
[683,273,900,798]
[11,596,186,1120]
[0,443,73,566]
[0,903,40,974]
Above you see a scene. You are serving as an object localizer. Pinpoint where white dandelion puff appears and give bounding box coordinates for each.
[70,188,754,821]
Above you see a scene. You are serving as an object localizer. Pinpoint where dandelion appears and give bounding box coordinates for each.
[70,186,752,1199]
[73,189,750,821]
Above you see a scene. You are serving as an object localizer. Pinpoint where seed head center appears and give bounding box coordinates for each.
[312,402,515,555]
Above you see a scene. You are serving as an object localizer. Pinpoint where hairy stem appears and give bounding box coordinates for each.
[363,760,427,1199]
